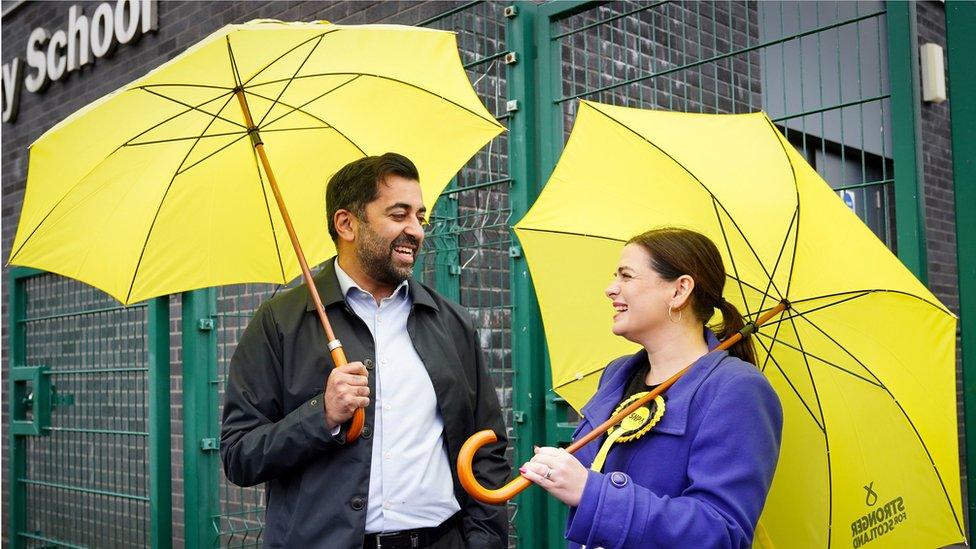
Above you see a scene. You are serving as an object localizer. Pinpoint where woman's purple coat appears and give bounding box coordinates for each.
[566,331,783,549]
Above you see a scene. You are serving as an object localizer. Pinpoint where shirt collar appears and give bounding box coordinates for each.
[334,258,409,303]
[305,257,440,312]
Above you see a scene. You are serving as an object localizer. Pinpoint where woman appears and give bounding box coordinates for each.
[520,227,783,549]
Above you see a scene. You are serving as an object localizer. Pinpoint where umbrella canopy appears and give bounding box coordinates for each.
[514,100,963,548]
[9,20,503,305]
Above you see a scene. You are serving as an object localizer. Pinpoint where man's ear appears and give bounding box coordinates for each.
[334,209,358,243]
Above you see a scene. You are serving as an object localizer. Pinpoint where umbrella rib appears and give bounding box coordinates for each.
[763,115,802,300]
[261,126,337,134]
[761,291,873,330]
[245,80,369,156]
[756,208,797,319]
[138,83,234,91]
[783,312,833,543]
[125,130,248,147]
[753,331,883,389]
[124,89,239,146]
[513,227,626,244]
[724,274,777,302]
[712,197,754,317]
[756,305,787,375]
[551,368,605,391]
[125,90,242,303]
[248,72,503,129]
[788,309,965,536]
[753,336,825,432]
[240,30,340,88]
[175,133,251,176]
[585,102,781,296]
[138,87,246,130]
[255,33,325,128]
[255,75,360,129]
[248,137,288,283]
[789,288,952,316]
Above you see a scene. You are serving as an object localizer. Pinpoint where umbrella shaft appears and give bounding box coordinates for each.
[233,89,341,350]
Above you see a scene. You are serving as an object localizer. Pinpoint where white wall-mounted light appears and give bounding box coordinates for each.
[920,42,947,103]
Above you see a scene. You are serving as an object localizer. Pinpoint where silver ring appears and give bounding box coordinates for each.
[544,467,553,481]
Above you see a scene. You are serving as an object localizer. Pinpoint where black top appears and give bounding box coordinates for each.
[623,360,660,400]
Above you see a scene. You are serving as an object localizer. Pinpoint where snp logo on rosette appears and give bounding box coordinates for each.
[850,482,909,547]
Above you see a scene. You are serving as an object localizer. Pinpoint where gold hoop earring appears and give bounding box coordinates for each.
[668,304,682,323]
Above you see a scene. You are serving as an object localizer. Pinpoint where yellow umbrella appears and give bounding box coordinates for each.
[513,100,963,548]
[8,20,503,440]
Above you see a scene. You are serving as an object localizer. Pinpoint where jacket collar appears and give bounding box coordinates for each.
[305,257,438,312]
[581,328,727,436]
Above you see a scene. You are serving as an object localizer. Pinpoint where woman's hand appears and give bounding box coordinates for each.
[519,446,589,507]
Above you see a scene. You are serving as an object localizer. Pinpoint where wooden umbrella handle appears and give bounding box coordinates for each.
[459,301,789,504]
[236,88,365,442]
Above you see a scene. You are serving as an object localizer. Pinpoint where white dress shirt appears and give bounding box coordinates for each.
[334,261,460,534]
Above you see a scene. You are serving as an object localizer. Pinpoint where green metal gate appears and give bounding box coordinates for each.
[8,268,171,548]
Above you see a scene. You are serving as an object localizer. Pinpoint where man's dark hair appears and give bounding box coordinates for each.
[326,152,420,241]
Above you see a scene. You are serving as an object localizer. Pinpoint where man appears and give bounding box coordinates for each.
[220,153,510,548]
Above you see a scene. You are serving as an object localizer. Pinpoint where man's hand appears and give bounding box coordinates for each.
[324,362,370,429]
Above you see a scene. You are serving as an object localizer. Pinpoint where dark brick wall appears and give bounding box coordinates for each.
[916,0,964,531]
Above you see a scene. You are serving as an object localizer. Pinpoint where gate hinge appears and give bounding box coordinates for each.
[504,5,518,18]
[200,438,220,451]
[198,318,215,331]
[508,245,522,258]
[513,410,525,423]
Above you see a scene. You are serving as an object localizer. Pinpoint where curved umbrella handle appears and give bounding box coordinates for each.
[329,345,365,442]
[458,430,532,505]
[460,301,790,504]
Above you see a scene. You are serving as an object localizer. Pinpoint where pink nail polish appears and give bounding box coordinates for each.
[519,467,526,474]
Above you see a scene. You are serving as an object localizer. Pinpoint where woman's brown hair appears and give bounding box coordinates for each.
[627,227,757,366]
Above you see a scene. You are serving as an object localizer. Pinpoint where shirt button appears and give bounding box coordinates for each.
[610,472,628,488]
[384,404,391,411]
[363,359,374,371]
[309,399,317,406]
[383,501,392,510]
[384,452,392,460]
[361,425,373,439]
[377,316,383,323]
[381,358,388,366]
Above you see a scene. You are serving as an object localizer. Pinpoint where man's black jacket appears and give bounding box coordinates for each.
[220,258,510,548]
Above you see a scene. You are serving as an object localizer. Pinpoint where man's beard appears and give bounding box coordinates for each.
[356,223,421,286]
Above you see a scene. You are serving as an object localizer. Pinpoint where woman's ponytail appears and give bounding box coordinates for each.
[715,298,757,366]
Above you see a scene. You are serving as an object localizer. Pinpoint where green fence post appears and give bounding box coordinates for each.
[8,268,31,549]
[885,1,929,282]
[148,296,173,548]
[433,189,461,302]
[183,288,220,548]
[505,3,553,547]
[947,1,976,543]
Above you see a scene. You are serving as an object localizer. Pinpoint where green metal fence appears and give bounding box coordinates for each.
[8,268,171,548]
